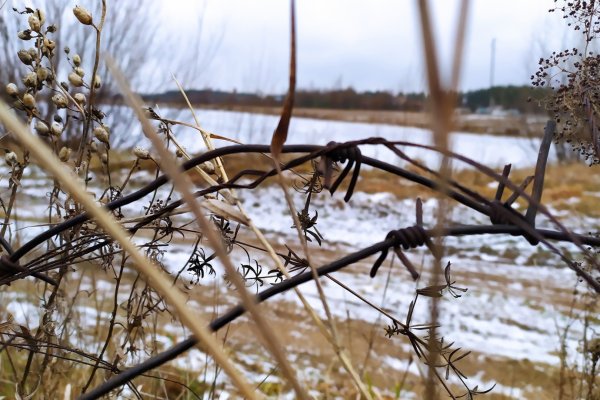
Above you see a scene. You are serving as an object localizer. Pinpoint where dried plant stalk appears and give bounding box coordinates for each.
[0,100,260,400]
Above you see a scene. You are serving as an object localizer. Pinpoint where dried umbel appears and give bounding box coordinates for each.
[533,1,600,163]
[133,146,151,160]
[73,5,92,25]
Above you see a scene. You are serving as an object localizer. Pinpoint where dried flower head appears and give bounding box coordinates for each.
[73,5,93,25]
[74,67,85,78]
[51,93,68,108]
[17,49,33,65]
[68,72,84,87]
[59,147,71,162]
[532,1,600,163]
[72,54,81,66]
[22,72,38,88]
[36,67,49,82]
[93,126,110,144]
[5,83,18,97]
[200,161,215,174]
[43,38,56,54]
[51,121,64,136]
[22,93,36,109]
[93,74,101,89]
[18,30,32,41]
[133,146,151,160]
[28,15,41,32]
[74,93,86,105]
[5,152,18,166]
[35,9,46,25]
[35,120,50,136]
[588,337,600,357]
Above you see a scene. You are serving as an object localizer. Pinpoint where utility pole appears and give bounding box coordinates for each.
[489,38,496,107]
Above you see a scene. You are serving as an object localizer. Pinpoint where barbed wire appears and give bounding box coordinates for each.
[1,129,599,399]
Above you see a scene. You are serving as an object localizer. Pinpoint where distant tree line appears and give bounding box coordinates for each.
[133,85,550,114]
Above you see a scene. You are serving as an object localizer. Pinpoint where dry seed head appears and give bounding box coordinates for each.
[58,147,71,162]
[28,15,41,32]
[175,148,184,158]
[18,30,32,41]
[22,72,38,88]
[51,93,68,108]
[74,67,85,78]
[17,49,33,65]
[93,74,101,89]
[5,152,18,166]
[93,126,110,144]
[51,121,64,136]
[43,38,56,52]
[68,72,83,87]
[6,83,18,97]
[588,338,600,357]
[73,5,93,25]
[101,153,108,164]
[36,9,46,25]
[72,54,81,66]
[37,67,49,82]
[35,120,50,136]
[200,161,215,174]
[90,141,98,153]
[22,93,36,109]
[74,93,86,105]
[133,146,150,160]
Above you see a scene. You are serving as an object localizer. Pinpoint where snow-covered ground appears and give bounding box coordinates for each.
[106,106,552,168]
[0,118,594,398]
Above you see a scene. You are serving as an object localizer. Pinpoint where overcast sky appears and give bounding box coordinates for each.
[158,1,575,94]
